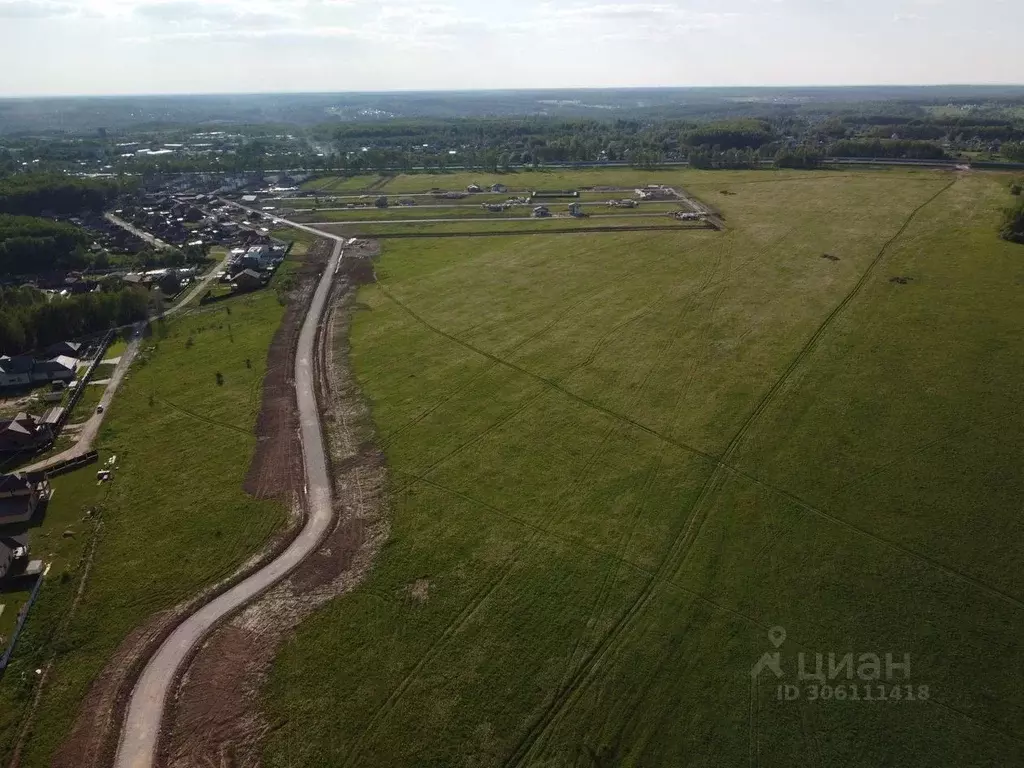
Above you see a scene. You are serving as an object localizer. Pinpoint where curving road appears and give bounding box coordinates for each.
[114,228,344,768]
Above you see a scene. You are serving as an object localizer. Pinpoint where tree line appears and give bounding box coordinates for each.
[0,284,149,355]
[0,215,90,276]
[0,174,122,217]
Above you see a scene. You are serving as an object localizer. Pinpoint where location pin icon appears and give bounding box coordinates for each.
[768,626,786,648]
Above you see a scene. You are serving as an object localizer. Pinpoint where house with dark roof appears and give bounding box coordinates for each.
[0,473,50,528]
[0,414,53,453]
[45,341,83,358]
[0,356,34,388]
[0,533,29,579]
[233,269,267,293]
[31,355,79,384]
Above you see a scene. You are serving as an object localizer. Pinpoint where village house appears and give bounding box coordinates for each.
[233,269,267,293]
[245,244,274,269]
[0,352,79,389]
[0,534,29,580]
[0,413,54,453]
[45,341,82,358]
[31,356,78,384]
[0,357,34,388]
[0,473,51,528]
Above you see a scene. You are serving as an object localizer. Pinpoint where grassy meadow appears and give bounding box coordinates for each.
[264,169,1024,767]
[290,202,685,225]
[0,237,314,765]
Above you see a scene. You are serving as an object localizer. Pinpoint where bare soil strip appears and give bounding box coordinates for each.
[49,240,334,768]
[158,240,389,768]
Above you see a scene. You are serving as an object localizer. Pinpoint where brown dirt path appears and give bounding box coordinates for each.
[46,239,335,768]
[158,240,389,768]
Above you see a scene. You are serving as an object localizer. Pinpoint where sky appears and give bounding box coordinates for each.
[0,0,1021,97]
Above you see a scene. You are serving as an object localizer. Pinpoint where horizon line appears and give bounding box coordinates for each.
[3,83,1024,101]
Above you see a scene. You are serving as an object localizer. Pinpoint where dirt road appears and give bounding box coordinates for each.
[113,233,343,768]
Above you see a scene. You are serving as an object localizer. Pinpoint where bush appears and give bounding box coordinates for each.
[999,202,1024,244]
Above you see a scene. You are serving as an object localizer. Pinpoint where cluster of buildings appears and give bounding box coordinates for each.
[112,197,198,247]
[123,267,197,297]
[223,242,286,293]
[635,185,678,200]
[0,472,49,581]
[0,341,82,390]
[466,183,509,194]
[0,410,64,454]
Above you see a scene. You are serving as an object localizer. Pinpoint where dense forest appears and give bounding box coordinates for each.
[0,174,121,216]
[0,284,149,355]
[0,215,89,275]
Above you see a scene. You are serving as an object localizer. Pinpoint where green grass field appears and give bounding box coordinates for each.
[0,255,302,765]
[264,169,1024,767]
[291,202,685,225]
[313,217,704,239]
[372,169,702,193]
[301,175,387,193]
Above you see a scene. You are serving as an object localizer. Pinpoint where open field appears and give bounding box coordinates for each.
[265,169,1024,767]
[298,168,934,197]
[291,204,685,225]
[301,175,387,193]
[313,216,707,238]
[273,192,677,209]
[288,199,688,224]
[0,257,303,765]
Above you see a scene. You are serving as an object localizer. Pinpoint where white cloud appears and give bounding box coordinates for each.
[0,0,74,18]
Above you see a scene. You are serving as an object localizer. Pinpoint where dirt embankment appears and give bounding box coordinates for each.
[47,239,335,768]
[158,239,389,768]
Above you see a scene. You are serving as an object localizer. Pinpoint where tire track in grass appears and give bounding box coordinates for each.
[379,232,697,448]
[343,243,725,766]
[382,187,1023,612]
[555,259,727,691]
[340,381,640,768]
[395,470,654,578]
[376,282,723,466]
[503,178,960,766]
[390,385,549,497]
[509,279,727,766]
[381,242,722,497]
[154,397,252,436]
[674,177,957,575]
[380,292,596,450]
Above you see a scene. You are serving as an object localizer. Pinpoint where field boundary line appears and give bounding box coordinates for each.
[672,177,959,578]
[374,282,723,465]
